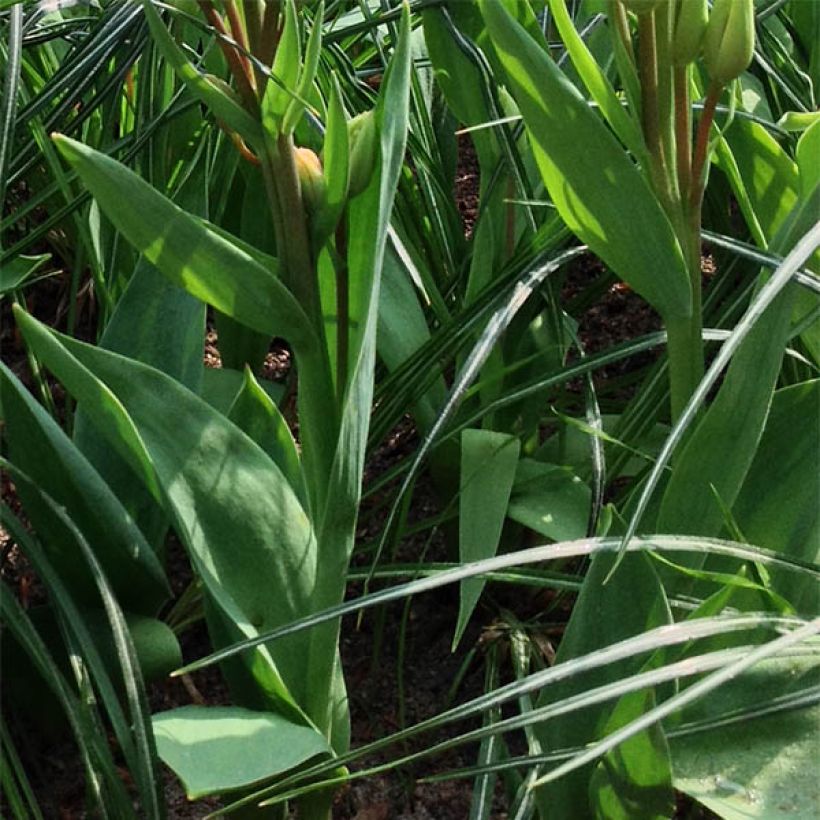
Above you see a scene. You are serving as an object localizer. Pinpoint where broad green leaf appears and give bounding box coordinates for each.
[719,118,819,362]
[14,311,318,725]
[533,553,672,820]
[152,706,331,799]
[797,119,820,197]
[671,654,820,819]
[51,134,336,513]
[777,110,820,132]
[51,134,315,353]
[200,366,284,415]
[732,381,820,611]
[546,0,645,161]
[73,258,205,550]
[657,186,820,554]
[722,120,799,249]
[455,430,520,648]
[0,363,169,614]
[0,253,50,294]
[506,459,590,542]
[480,0,691,320]
[377,241,446,432]
[228,368,306,506]
[589,688,674,820]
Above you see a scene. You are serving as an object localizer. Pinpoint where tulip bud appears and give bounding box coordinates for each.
[294,147,327,212]
[672,0,708,65]
[620,0,666,15]
[346,110,377,198]
[704,0,755,85]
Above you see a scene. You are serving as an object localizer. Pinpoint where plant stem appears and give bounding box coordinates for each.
[653,3,679,204]
[690,82,722,211]
[198,1,257,106]
[335,217,349,401]
[270,132,319,323]
[224,0,256,92]
[674,64,692,203]
[257,0,283,95]
[611,0,636,66]
[637,11,674,211]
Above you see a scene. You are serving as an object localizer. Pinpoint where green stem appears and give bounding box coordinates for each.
[653,3,679,204]
[335,217,349,402]
[268,132,320,324]
[690,82,722,211]
[637,11,674,211]
[611,0,636,66]
[674,64,692,203]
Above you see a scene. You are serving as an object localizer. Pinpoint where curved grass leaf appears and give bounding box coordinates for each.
[174,535,818,677]
[0,498,166,818]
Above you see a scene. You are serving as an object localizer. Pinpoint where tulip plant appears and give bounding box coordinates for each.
[6,0,411,816]
[2,0,818,818]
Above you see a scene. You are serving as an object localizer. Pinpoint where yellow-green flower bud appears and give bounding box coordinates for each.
[672,0,708,65]
[346,110,377,198]
[704,0,755,85]
[295,147,327,212]
[620,0,666,15]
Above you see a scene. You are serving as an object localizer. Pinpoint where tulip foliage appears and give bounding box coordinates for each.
[1,0,818,818]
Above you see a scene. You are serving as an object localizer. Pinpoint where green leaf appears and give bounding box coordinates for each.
[14,312,318,725]
[455,430,520,648]
[797,118,820,198]
[51,134,316,354]
[152,705,331,800]
[506,459,590,542]
[0,363,169,614]
[283,1,323,135]
[589,688,674,820]
[313,74,349,246]
[657,186,820,556]
[533,553,672,820]
[228,368,307,506]
[264,0,301,132]
[671,654,820,819]
[546,0,646,161]
[303,4,412,746]
[480,0,691,320]
[73,257,205,550]
[139,0,263,149]
[732,381,820,611]
[0,253,50,294]
[200,366,284,414]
